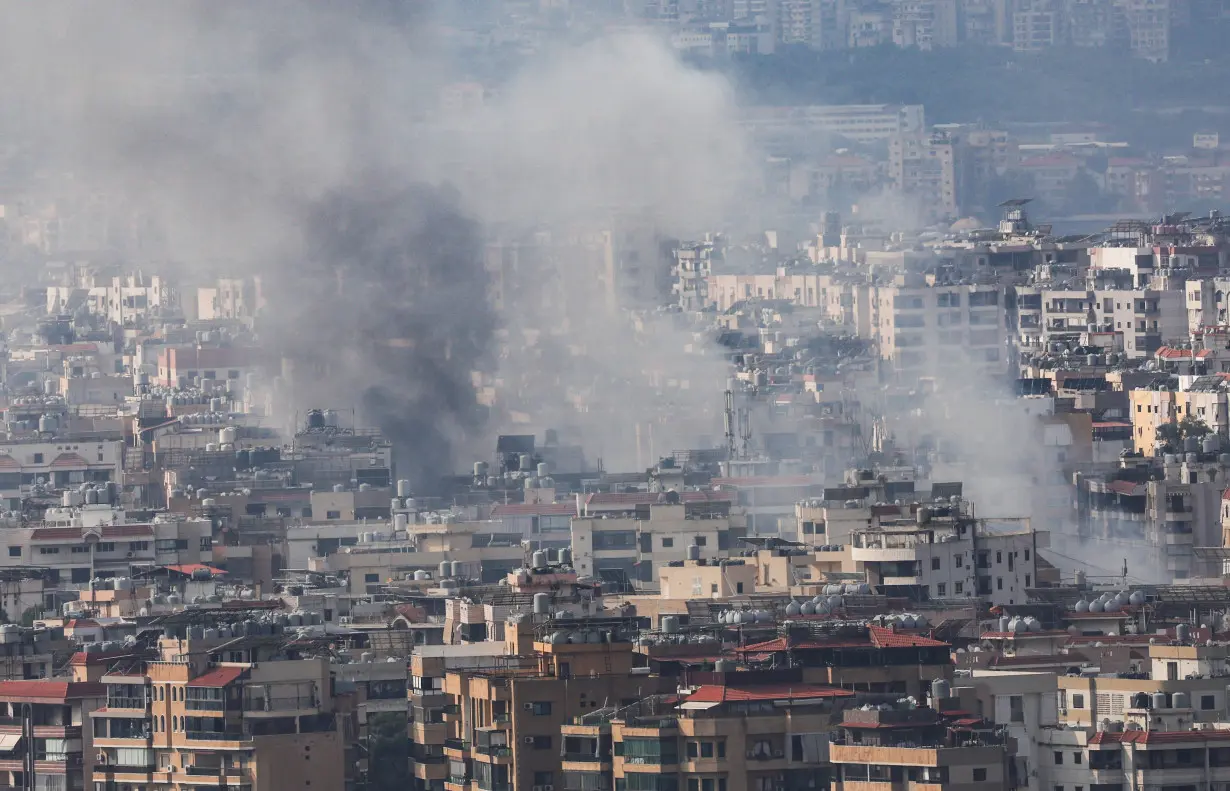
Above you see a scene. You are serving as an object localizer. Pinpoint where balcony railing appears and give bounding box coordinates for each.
[186,730,249,742]
[562,753,609,762]
[106,697,147,710]
[186,766,226,776]
[444,739,468,751]
[474,745,511,758]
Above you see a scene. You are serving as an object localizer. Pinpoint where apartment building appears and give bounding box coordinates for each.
[734,624,953,698]
[0,514,213,589]
[154,346,259,388]
[829,705,1013,791]
[438,621,672,791]
[1030,287,1185,358]
[741,104,925,147]
[0,679,104,791]
[90,625,349,791]
[570,498,736,587]
[601,679,853,791]
[849,515,1039,605]
[870,276,1005,378]
[306,521,526,594]
[0,439,123,504]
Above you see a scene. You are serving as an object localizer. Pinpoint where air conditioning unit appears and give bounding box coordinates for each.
[544,785,554,791]
[96,752,107,764]
[523,736,535,745]
[522,702,533,710]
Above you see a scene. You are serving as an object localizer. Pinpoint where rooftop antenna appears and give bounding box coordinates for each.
[723,389,737,460]
[738,408,752,460]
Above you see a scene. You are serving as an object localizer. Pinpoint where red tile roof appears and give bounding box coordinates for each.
[1092,421,1132,429]
[490,503,577,517]
[188,666,248,688]
[868,625,948,648]
[30,524,154,541]
[687,683,853,704]
[1106,480,1145,496]
[64,619,100,629]
[0,455,19,471]
[1090,729,1230,745]
[162,564,227,577]
[68,648,134,666]
[0,681,105,701]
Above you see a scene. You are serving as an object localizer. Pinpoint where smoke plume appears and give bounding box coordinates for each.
[0,2,757,488]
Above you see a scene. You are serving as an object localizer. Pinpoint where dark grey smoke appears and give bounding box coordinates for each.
[267,180,494,493]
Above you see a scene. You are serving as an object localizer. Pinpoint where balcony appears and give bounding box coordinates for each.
[185,730,252,747]
[106,696,148,711]
[473,745,512,761]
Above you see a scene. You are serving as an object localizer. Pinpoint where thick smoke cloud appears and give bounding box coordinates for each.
[0,2,755,488]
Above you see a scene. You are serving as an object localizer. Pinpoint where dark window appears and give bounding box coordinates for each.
[364,573,379,583]
[531,736,551,749]
[32,454,43,464]
[326,511,341,520]
[1202,695,1216,710]
[694,536,707,547]
[531,702,552,715]
[1054,753,1063,765]
[662,538,674,548]
[6,547,18,558]
[1073,753,1082,765]
[931,557,940,570]
[1072,694,1085,709]
[973,769,987,782]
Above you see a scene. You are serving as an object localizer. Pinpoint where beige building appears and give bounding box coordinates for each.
[870,276,1005,378]
[89,628,348,791]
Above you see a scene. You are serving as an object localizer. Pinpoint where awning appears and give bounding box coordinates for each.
[0,734,22,751]
[679,701,720,711]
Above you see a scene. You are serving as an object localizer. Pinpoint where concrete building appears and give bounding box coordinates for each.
[830,705,1012,791]
[870,276,1006,378]
[89,626,349,791]
[0,679,104,791]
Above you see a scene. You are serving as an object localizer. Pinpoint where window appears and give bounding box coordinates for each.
[717,742,725,759]
[931,558,940,570]
[1073,753,1082,765]
[687,743,698,759]
[531,702,552,715]
[364,573,379,583]
[954,582,964,595]
[1202,695,1216,710]
[997,578,1003,590]
[954,554,963,568]
[534,773,554,786]
[531,736,552,749]
[1025,574,1031,587]
[1054,753,1063,765]
[735,582,744,594]
[694,537,706,547]
[1009,695,1024,723]
[128,541,149,552]
[973,769,987,782]
[96,543,115,553]
[1072,694,1085,709]
[32,454,43,464]
[700,743,713,759]
[996,551,1002,564]
[935,583,946,596]
[326,511,342,520]
[6,548,17,558]
[662,538,674,548]
[1025,549,1030,560]
[39,547,59,555]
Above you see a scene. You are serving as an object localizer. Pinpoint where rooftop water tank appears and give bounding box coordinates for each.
[662,616,679,634]
[686,544,701,561]
[532,551,547,568]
